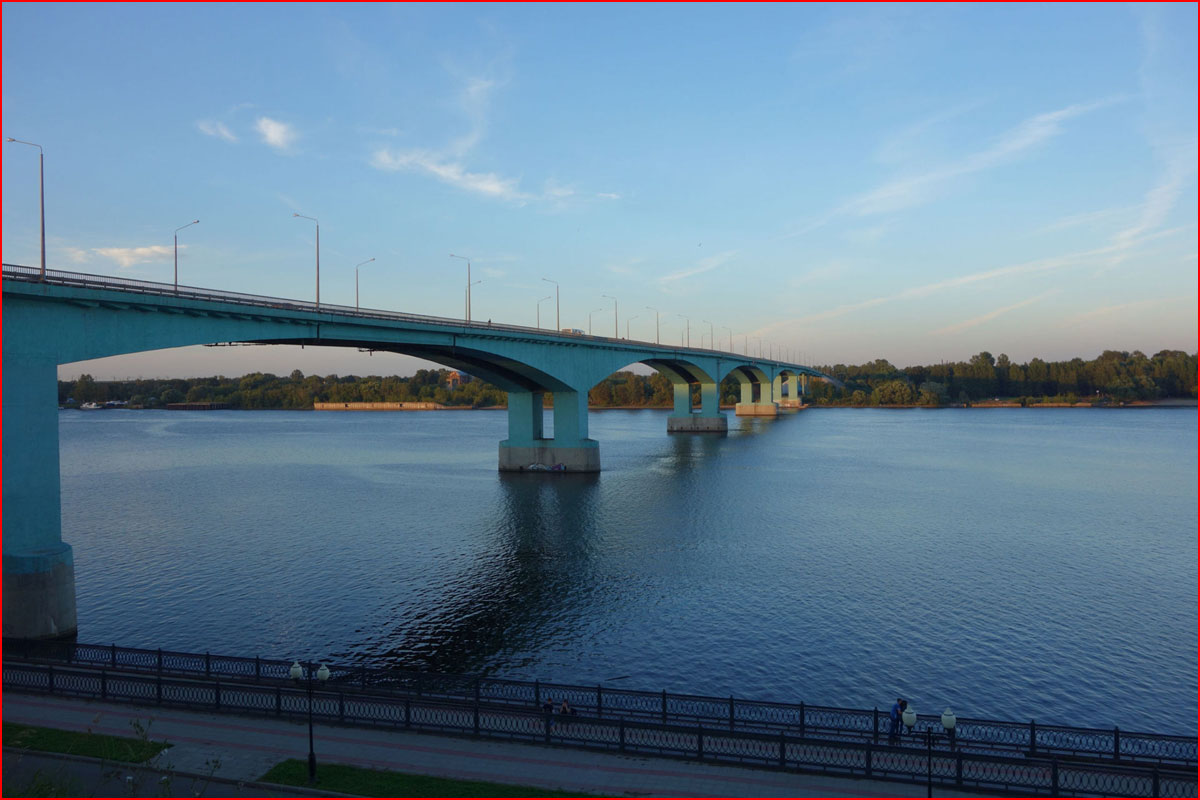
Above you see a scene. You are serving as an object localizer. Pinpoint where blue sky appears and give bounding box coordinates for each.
[3,3,1195,379]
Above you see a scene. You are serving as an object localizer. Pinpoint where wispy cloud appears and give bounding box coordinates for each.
[197,120,237,143]
[596,192,622,200]
[93,245,176,268]
[760,224,1191,333]
[658,250,739,284]
[63,247,89,264]
[371,148,525,200]
[931,291,1058,336]
[1059,298,1177,327]
[784,98,1125,239]
[255,116,297,151]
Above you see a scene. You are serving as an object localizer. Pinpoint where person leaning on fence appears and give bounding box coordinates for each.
[559,699,576,716]
[889,697,903,740]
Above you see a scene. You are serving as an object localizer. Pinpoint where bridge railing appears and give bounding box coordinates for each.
[2,263,825,371]
[4,639,1194,767]
[4,661,1193,798]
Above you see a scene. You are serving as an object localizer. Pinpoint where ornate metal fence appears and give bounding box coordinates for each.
[5,662,1193,798]
[5,639,1195,770]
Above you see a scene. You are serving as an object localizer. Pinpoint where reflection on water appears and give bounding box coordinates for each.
[59,408,1197,732]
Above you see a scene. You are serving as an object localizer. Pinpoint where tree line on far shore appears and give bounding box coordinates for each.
[59,349,1196,410]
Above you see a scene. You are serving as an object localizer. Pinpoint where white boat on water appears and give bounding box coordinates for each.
[80,402,103,410]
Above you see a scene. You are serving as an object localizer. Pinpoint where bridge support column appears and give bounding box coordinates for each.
[779,374,803,409]
[668,380,727,432]
[735,376,778,417]
[499,389,599,472]
[2,355,78,639]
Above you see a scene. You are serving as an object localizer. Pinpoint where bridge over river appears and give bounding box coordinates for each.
[3,264,834,640]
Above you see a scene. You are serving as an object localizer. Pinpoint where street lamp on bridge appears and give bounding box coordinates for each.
[173,220,199,295]
[676,314,690,348]
[601,294,618,338]
[588,307,603,335]
[625,314,638,340]
[702,320,715,350]
[645,306,660,344]
[292,213,320,309]
[537,295,552,328]
[354,258,375,310]
[541,277,560,330]
[289,660,330,785]
[450,253,472,320]
[722,326,733,353]
[6,138,46,282]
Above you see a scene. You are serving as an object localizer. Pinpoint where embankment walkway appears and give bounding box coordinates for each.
[3,693,972,797]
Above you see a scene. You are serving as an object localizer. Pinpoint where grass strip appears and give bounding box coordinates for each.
[2,721,170,764]
[259,758,595,797]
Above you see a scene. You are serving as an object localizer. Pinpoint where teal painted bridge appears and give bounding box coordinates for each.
[2,264,833,639]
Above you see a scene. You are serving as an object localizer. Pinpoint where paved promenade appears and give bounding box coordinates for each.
[2,693,977,797]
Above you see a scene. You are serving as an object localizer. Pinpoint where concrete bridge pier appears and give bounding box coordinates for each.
[499,390,600,472]
[778,374,803,409]
[735,374,778,417]
[2,355,78,640]
[667,380,727,433]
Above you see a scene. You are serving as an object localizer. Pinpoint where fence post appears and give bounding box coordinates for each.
[778,730,786,767]
[799,701,806,738]
[156,670,162,705]
[1113,726,1120,759]
[1050,757,1059,796]
[214,681,221,709]
[404,696,411,729]
[865,745,873,777]
[474,699,481,735]
[48,665,55,694]
[101,668,107,700]
[534,680,540,706]
[275,685,281,715]
[597,685,603,718]
[110,643,117,668]
[873,707,879,744]
[254,656,260,682]
[955,750,963,787]
[1030,719,1037,754]
[205,651,211,677]
[619,718,626,752]
[661,690,667,723]
[1152,766,1160,797]
[697,725,704,759]
[729,696,735,730]
[157,649,163,675]
[474,677,481,704]
[339,693,345,722]
[361,667,367,690]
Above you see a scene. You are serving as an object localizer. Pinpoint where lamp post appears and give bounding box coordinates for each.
[6,138,46,281]
[537,295,552,328]
[902,705,916,734]
[173,220,199,294]
[588,307,603,335]
[645,306,660,344]
[722,327,733,353]
[450,253,472,320]
[541,277,560,330]
[702,320,714,350]
[677,314,690,347]
[289,660,331,784]
[601,294,618,337]
[467,280,482,319]
[292,213,320,309]
[354,258,375,310]
[941,707,956,750]
[626,314,638,340]
[743,333,748,355]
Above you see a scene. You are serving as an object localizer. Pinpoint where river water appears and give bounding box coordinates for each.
[58,407,1197,733]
